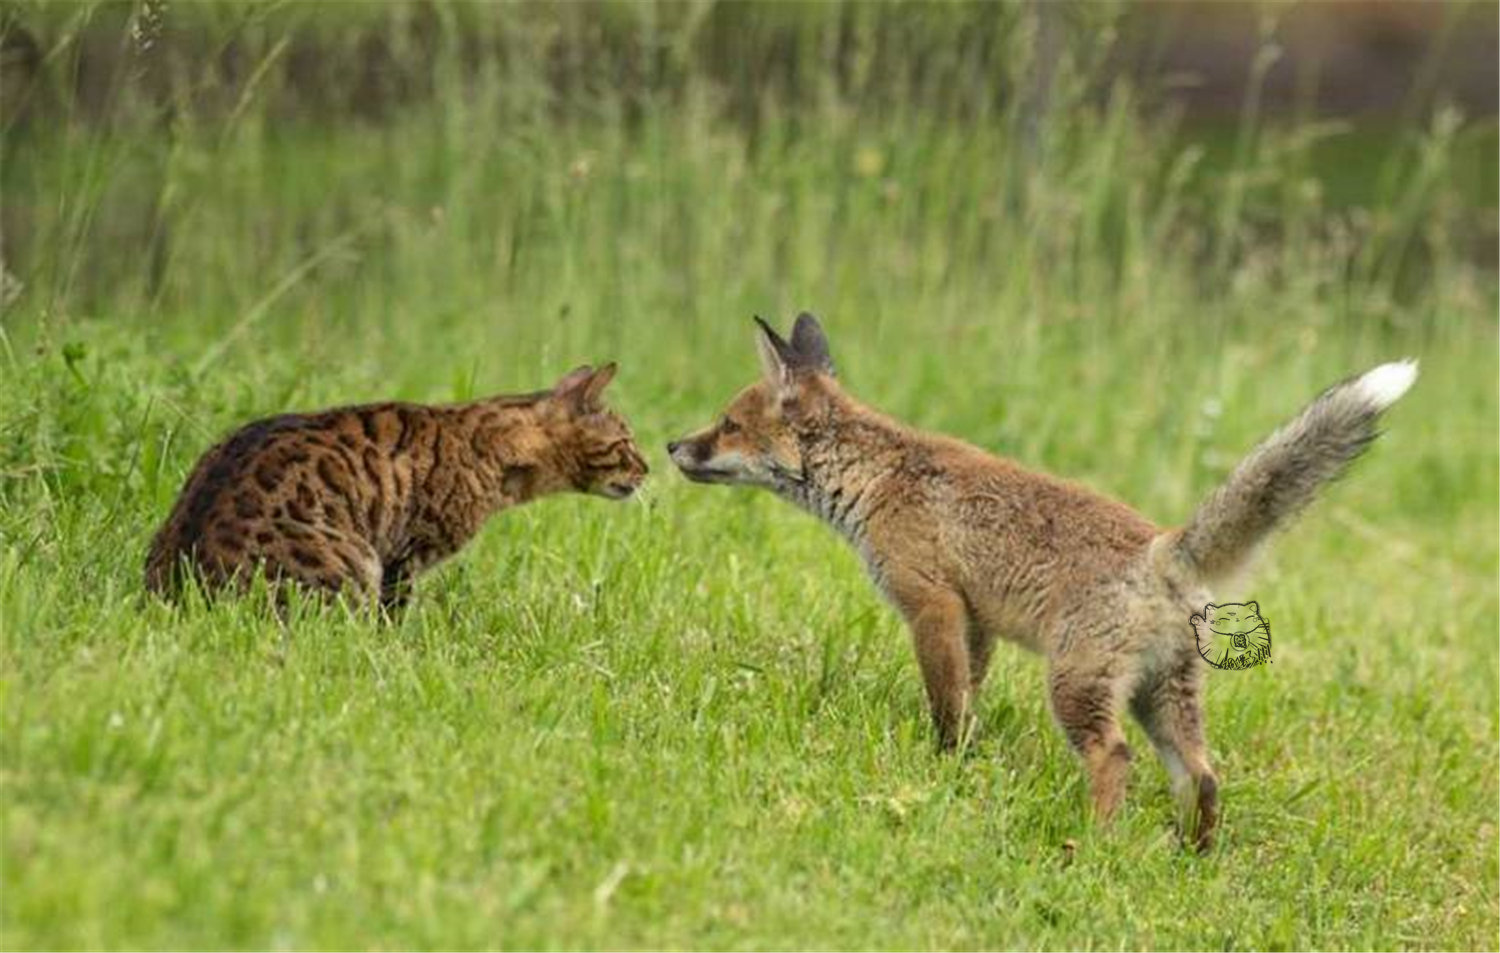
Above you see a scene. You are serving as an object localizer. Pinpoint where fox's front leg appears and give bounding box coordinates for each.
[888,575,972,750]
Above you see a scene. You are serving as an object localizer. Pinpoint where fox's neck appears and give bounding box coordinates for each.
[777,403,909,545]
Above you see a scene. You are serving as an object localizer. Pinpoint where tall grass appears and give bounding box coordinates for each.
[2,2,1496,949]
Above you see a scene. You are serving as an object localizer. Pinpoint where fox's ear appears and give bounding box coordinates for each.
[790,312,834,375]
[755,313,834,386]
[754,316,795,387]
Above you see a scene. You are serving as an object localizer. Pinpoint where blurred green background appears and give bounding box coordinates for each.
[3,1,1496,323]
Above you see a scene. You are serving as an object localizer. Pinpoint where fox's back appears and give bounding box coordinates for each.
[861,433,1161,642]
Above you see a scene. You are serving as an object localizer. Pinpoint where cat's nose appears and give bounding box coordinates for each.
[666,440,681,455]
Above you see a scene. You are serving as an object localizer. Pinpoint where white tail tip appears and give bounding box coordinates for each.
[1354,359,1419,410]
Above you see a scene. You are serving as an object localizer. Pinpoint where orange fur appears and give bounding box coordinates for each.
[670,314,1412,851]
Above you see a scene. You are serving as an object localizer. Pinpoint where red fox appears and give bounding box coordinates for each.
[668,313,1416,850]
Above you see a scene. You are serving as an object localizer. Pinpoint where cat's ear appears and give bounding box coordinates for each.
[552,365,595,412]
[554,363,617,413]
[1204,603,1218,611]
[553,365,593,394]
[1245,601,1259,615]
[582,362,618,408]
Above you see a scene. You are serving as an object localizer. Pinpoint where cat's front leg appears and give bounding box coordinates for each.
[379,559,415,620]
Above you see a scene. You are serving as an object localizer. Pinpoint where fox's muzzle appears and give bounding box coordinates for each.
[667,437,706,471]
[668,436,739,484]
[666,437,696,465]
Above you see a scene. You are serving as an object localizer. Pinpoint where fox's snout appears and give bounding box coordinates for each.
[666,436,710,470]
[667,431,755,486]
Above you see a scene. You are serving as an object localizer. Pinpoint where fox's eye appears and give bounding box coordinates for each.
[720,417,740,435]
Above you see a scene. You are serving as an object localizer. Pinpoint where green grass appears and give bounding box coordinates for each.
[3,4,1498,949]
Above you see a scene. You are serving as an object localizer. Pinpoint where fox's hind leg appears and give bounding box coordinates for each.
[888,576,973,751]
[967,624,996,694]
[1130,653,1219,852]
[1048,650,1133,823]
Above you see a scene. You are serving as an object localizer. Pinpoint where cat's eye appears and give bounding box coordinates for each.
[720,417,740,435]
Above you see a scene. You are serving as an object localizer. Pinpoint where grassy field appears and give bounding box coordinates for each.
[3,5,1498,950]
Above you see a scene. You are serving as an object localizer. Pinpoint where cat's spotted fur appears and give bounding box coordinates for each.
[145,364,646,612]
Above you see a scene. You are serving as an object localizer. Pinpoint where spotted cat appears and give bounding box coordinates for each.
[145,364,646,613]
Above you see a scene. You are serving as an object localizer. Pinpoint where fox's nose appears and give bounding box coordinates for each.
[666,440,681,455]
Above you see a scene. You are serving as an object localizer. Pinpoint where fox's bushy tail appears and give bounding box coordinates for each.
[1174,360,1418,585]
